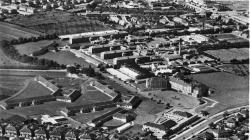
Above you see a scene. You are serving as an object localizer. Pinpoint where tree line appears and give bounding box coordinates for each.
[0,37,66,70]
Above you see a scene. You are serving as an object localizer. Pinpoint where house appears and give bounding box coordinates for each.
[211,129,232,138]
[113,113,135,123]
[169,77,193,94]
[225,118,236,128]
[142,120,176,137]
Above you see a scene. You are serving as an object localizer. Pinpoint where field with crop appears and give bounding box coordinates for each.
[205,48,249,62]
[9,11,111,35]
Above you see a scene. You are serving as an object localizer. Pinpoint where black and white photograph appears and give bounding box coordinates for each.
[0,0,249,139]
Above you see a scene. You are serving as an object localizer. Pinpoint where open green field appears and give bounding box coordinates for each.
[188,72,249,114]
[0,75,32,100]
[14,40,56,55]
[134,100,165,124]
[0,45,30,67]
[217,64,249,77]
[0,22,42,41]
[9,11,111,35]
[38,51,90,66]
[0,69,67,78]
[81,85,112,102]
[7,79,52,101]
[149,90,200,109]
[205,48,249,62]
[7,101,70,117]
[14,39,68,55]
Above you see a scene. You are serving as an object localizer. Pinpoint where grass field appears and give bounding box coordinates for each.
[134,100,165,124]
[205,48,249,62]
[188,72,249,114]
[14,40,56,55]
[0,45,30,67]
[149,90,200,109]
[38,51,90,66]
[217,64,249,77]
[0,69,67,78]
[7,79,53,101]
[0,75,32,100]
[0,22,41,41]
[9,11,111,35]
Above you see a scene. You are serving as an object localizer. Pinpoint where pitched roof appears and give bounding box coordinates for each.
[143,122,166,131]
[162,120,177,128]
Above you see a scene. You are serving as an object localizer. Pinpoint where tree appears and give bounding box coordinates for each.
[200,110,209,116]
[67,66,77,74]
[0,119,8,136]
[209,122,215,129]
[223,111,229,118]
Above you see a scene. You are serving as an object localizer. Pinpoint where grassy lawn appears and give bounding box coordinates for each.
[9,11,111,35]
[0,45,30,67]
[38,51,90,66]
[7,101,70,117]
[205,48,249,62]
[0,22,41,41]
[103,119,124,127]
[134,100,165,124]
[7,79,53,100]
[218,64,249,77]
[14,40,56,55]
[149,90,200,109]
[188,72,249,114]
[0,75,32,101]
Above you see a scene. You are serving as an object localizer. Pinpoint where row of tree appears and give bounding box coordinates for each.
[9,33,58,45]
[0,40,65,69]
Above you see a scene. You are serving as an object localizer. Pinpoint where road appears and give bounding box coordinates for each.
[172,105,248,140]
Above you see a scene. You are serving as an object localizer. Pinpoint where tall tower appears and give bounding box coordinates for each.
[178,38,182,55]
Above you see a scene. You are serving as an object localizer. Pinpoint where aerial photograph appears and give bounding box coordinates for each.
[0,0,248,139]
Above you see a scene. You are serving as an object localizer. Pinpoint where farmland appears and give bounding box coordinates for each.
[205,48,249,62]
[188,72,249,114]
[8,11,111,35]
[0,22,42,41]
